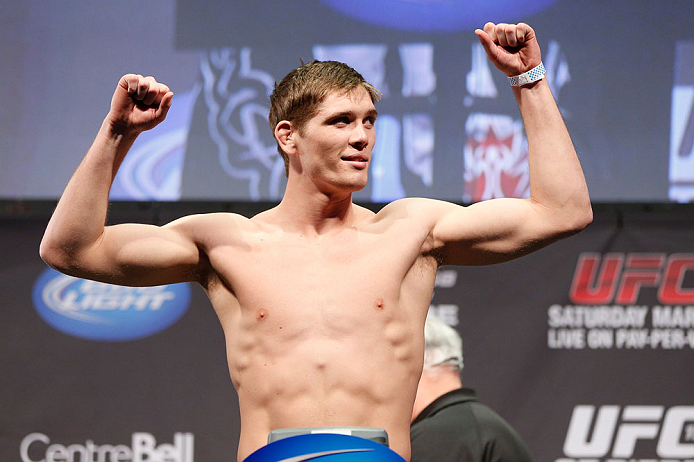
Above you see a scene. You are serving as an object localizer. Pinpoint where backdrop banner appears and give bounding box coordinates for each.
[2,203,692,462]
[3,0,694,203]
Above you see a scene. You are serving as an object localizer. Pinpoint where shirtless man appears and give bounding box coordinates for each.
[40,23,592,461]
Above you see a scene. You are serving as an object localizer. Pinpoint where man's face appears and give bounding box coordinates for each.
[293,86,378,192]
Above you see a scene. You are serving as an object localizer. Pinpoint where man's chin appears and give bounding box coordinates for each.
[332,171,369,192]
[347,175,369,192]
[314,169,369,196]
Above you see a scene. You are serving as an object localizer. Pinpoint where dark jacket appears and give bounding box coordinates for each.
[410,388,534,462]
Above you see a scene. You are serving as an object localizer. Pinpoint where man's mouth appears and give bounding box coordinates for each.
[341,155,369,169]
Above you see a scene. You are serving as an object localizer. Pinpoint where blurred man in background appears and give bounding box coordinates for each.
[411,312,534,461]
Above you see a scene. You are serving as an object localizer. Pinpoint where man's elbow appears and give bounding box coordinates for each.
[560,203,593,236]
[39,239,61,269]
[580,204,594,230]
[39,236,77,274]
[575,200,593,230]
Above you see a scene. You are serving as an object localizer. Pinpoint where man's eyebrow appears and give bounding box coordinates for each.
[325,109,379,120]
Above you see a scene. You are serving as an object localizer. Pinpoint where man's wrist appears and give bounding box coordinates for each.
[102,117,140,142]
[508,62,546,87]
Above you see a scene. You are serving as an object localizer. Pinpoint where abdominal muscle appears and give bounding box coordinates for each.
[219,289,427,461]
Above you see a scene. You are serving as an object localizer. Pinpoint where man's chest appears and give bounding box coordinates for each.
[205,226,435,312]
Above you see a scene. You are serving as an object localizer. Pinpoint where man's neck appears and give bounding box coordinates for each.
[275,182,357,235]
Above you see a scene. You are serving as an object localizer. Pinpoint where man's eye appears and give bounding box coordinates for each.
[332,117,350,125]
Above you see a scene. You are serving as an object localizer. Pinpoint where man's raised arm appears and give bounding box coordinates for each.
[40,75,204,286]
[413,23,592,266]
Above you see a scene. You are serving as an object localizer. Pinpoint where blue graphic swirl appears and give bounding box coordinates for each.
[319,0,561,32]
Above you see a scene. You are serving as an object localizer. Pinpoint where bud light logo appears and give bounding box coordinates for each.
[244,434,405,462]
[32,268,191,341]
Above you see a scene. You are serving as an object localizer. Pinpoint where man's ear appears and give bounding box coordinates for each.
[274,120,296,155]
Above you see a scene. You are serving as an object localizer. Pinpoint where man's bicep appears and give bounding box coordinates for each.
[429,197,548,265]
[77,221,203,286]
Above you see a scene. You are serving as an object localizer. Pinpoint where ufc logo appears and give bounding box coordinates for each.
[570,253,694,305]
[563,405,694,458]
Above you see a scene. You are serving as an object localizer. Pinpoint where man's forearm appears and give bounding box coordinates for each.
[514,79,592,227]
[40,120,138,267]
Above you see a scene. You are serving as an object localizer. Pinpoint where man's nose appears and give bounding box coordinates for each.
[350,124,369,150]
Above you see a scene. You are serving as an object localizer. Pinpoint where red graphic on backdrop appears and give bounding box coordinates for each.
[463,114,529,202]
[570,253,694,304]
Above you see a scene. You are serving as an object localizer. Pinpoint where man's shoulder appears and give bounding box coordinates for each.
[373,197,454,221]
[377,197,433,211]
[467,400,535,460]
[467,399,527,439]
[165,212,258,241]
[376,197,468,218]
[421,390,518,434]
[169,211,252,228]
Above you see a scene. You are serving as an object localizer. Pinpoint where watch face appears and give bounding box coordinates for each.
[319,0,561,32]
